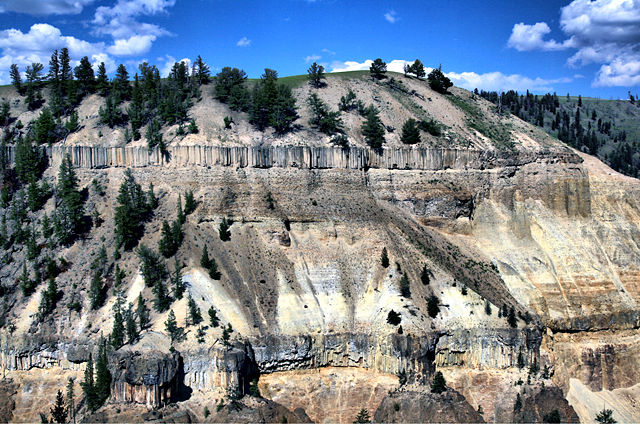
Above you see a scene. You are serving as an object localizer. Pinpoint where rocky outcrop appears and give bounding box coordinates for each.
[373,389,485,423]
[3,144,581,171]
[183,343,257,394]
[514,386,579,423]
[207,396,313,424]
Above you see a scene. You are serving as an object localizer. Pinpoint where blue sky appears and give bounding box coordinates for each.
[0,0,639,98]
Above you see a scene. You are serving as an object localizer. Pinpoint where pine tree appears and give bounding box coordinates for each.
[50,389,67,424]
[56,154,84,245]
[74,56,95,96]
[145,117,163,150]
[513,393,522,413]
[125,303,139,343]
[81,352,98,412]
[172,258,185,300]
[194,55,211,85]
[411,59,426,79]
[215,67,248,103]
[10,64,23,94]
[136,294,150,330]
[66,377,75,424]
[427,65,453,94]
[37,276,58,320]
[427,295,440,318]
[420,265,430,285]
[110,289,125,349]
[146,182,158,210]
[187,293,202,326]
[430,371,447,393]
[113,64,130,102]
[96,62,109,96]
[137,244,168,287]
[32,107,57,144]
[399,272,411,298]
[89,271,105,310]
[219,217,230,241]
[188,118,199,134]
[595,408,617,424]
[369,58,387,80]
[507,307,517,328]
[380,247,389,268]
[208,306,220,327]
[307,93,344,135]
[361,106,385,151]
[485,300,492,316]
[65,110,79,133]
[20,262,36,296]
[159,220,178,258]
[184,190,196,215]
[115,169,148,250]
[307,62,326,88]
[354,408,371,423]
[95,337,111,406]
[401,118,421,144]
[99,94,125,128]
[165,309,184,343]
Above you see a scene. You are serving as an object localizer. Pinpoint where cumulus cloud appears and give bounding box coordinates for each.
[0,23,112,83]
[384,10,398,24]
[0,0,95,15]
[107,34,156,56]
[330,59,421,74]
[236,37,251,47]
[508,0,640,87]
[159,55,191,77]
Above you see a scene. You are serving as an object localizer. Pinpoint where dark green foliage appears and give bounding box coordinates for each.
[136,294,150,330]
[307,93,344,135]
[484,300,492,316]
[249,377,261,397]
[595,408,617,424]
[50,390,67,424]
[0,100,10,126]
[187,293,202,326]
[146,182,158,210]
[401,118,421,144]
[184,190,196,215]
[399,272,411,298]
[55,154,84,245]
[89,271,105,310]
[409,59,426,79]
[112,64,131,102]
[165,309,184,343]
[125,303,139,343]
[517,349,525,369]
[74,56,95,96]
[339,89,358,112]
[65,110,79,133]
[204,406,210,418]
[418,118,442,136]
[421,265,431,285]
[427,295,440,318]
[307,62,326,88]
[201,245,221,280]
[361,106,385,151]
[81,353,97,411]
[14,136,47,184]
[249,69,298,134]
[115,169,149,250]
[194,55,211,85]
[431,371,447,393]
[25,62,45,110]
[99,94,126,128]
[172,258,185,300]
[32,107,58,144]
[219,217,230,241]
[37,276,58,320]
[428,65,453,94]
[507,307,517,328]
[387,309,401,326]
[95,337,111,407]
[66,377,75,424]
[221,323,233,346]
[159,220,182,258]
[380,247,389,268]
[145,118,164,152]
[208,306,220,327]
[543,410,561,423]
[177,194,185,225]
[369,58,387,80]
[228,83,251,112]
[513,393,522,413]
[27,179,50,212]
[20,262,36,296]
[136,244,169,295]
[95,62,109,96]
[110,290,126,349]
[354,408,371,423]
[188,119,199,134]
[215,67,248,103]
[10,64,22,94]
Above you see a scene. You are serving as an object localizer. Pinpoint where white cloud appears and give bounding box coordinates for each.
[236,37,251,47]
[305,54,321,63]
[384,10,398,24]
[321,48,335,55]
[448,71,571,92]
[507,22,570,51]
[108,34,156,56]
[0,23,111,83]
[508,0,640,87]
[0,0,95,15]
[330,59,417,74]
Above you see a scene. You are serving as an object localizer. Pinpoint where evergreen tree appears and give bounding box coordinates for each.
[50,389,67,424]
[113,64,130,102]
[136,294,150,330]
[65,110,79,133]
[431,370,447,393]
[187,293,203,326]
[354,409,371,424]
[485,300,492,316]
[194,55,211,85]
[95,337,111,406]
[74,56,95,96]
[177,194,185,225]
[219,217,230,241]
[165,309,184,343]
[145,117,164,151]
[188,118,199,134]
[110,289,125,349]
[208,306,220,327]
[184,190,196,215]
[14,135,46,183]
[81,352,98,412]
[158,220,178,258]
[89,270,105,310]
[32,107,57,144]
[115,169,148,250]
[37,276,58,320]
[25,62,45,110]
[369,58,387,80]
[136,244,168,287]
[513,393,522,413]
[99,94,125,128]
[249,68,298,133]
[228,83,251,112]
[399,272,411,298]
[380,247,389,268]
[128,75,145,140]
[307,62,326,88]
[55,154,84,245]
[20,262,36,296]
[95,62,109,96]
[386,309,401,326]
[507,307,517,328]
[595,408,617,424]
[66,377,75,424]
[215,67,248,103]
[411,59,426,79]
[401,118,421,144]
[361,106,385,151]
[10,64,23,94]
[427,295,440,318]
[172,258,185,300]
[307,93,344,135]
[427,65,453,94]
[146,182,158,210]
[420,265,430,285]
[125,303,139,343]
